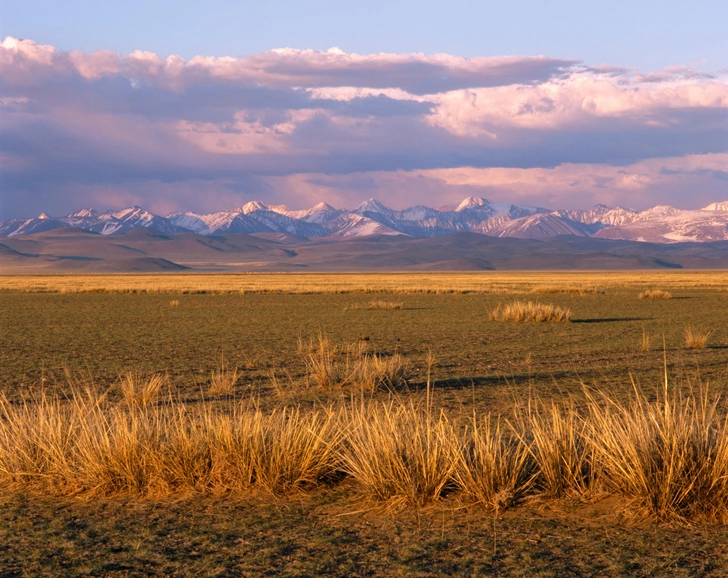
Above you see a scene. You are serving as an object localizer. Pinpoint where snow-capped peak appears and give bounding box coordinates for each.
[702,201,728,212]
[37,212,50,220]
[310,201,335,212]
[68,208,99,218]
[241,201,272,214]
[455,196,490,211]
[355,198,392,215]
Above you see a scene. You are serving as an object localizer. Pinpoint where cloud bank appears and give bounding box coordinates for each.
[1,37,727,218]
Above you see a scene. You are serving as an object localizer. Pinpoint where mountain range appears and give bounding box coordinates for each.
[5,197,728,243]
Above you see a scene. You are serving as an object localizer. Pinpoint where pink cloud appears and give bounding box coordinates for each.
[1,37,727,218]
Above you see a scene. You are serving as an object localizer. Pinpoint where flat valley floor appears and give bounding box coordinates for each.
[3,272,728,576]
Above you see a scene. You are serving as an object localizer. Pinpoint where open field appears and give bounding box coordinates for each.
[4,272,728,575]
[5,270,728,294]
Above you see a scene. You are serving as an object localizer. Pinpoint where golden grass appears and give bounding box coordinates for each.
[490,300,571,323]
[684,326,712,349]
[5,271,728,295]
[345,300,404,310]
[341,399,458,509]
[641,328,651,352]
[530,285,600,295]
[169,299,180,307]
[299,335,411,391]
[209,361,239,395]
[119,372,166,407]
[638,289,672,299]
[2,379,728,522]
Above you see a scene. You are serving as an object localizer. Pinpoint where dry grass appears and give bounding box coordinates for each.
[169,299,180,307]
[641,328,651,351]
[5,271,728,295]
[638,289,672,300]
[684,326,712,349]
[454,415,533,509]
[4,372,728,523]
[530,285,600,295]
[341,399,458,509]
[0,390,342,497]
[490,300,571,323]
[209,361,240,395]
[345,300,404,310]
[300,334,411,391]
[119,372,166,406]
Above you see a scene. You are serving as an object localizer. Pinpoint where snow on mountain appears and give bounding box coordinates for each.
[594,204,728,243]
[703,202,728,212]
[7,199,728,243]
[324,214,403,237]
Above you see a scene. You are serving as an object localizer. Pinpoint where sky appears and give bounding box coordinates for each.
[1,0,727,218]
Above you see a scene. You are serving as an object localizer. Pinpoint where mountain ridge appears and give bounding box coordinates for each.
[4,197,728,243]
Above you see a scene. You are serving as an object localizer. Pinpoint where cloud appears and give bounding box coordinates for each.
[1,37,727,218]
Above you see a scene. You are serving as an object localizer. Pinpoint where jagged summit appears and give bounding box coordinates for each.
[355,198,392,215]
[455,196,490,211]
[6,197,728,243]
[703,201,728,212]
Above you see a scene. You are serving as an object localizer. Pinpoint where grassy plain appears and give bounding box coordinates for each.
[3,272,728,575]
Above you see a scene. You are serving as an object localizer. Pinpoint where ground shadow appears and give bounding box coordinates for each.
[572,317,651,324]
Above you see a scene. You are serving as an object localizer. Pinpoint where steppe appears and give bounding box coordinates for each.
[3,271,728,576]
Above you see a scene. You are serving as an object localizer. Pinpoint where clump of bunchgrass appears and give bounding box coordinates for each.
[209,359,239,395]
[584,381,728,523]
[638,289,672,300]
[169,299,180,307]
[119,372,166,407]
[341,398,458,509]
[490,300,571,323]
[454,415,533,510]
[684,326,712,349]
[355,354,411,392]
[300,334,410,391]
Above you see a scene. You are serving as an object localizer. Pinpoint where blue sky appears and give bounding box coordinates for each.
[1,1,727,218]
[2,0,727,71]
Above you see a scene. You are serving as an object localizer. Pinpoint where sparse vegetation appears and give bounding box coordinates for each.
[169,299,180,307]
[345,300,404,310]
[209,359,239,395]
[531,285,601,295]
[490,300,571,322]
[638,289,672,299]
[300,334,410,391]
[119,372,166,406]
[684,326,712,349]
[4,274,728,574]
[641,327,651,351]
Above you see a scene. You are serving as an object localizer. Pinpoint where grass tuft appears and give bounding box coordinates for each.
[684,326,712,349]
[209,360,239,395]
[120,372,166,407]
[638,289,672,300]
[490,300,571,323]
